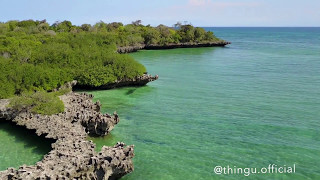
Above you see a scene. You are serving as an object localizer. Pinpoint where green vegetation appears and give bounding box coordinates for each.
[54,88,72,96]
[0,19,222,100]
[8,91,65,115]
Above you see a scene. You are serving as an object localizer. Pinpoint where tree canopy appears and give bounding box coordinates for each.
[0,19,223,99]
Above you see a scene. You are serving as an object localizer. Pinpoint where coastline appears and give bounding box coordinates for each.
[74,74,159,90]
[0,39,229,179]
[0,92,134,179]
[117,41,231,53]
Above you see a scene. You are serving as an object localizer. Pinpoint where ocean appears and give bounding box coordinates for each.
[1,27,320,179]
[89,28,320,180]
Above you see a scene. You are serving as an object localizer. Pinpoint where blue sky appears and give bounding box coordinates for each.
[1,0,319,27]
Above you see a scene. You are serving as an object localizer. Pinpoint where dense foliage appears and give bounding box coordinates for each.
[0,20,222,99]
[8,91,65,115]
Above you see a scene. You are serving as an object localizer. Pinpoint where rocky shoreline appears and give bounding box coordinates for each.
[75,73,159,90]
[0,92,134,179]
[117,41,231,53]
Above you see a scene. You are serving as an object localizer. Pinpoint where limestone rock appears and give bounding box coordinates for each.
[0,92,134,180]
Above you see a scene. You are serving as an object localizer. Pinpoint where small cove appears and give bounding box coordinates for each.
[0,120,55,171]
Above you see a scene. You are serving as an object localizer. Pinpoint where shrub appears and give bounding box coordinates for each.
[0,20,223,99]
[53,88,72,96]
[8,91,65,115]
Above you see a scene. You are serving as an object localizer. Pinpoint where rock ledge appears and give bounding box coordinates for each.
[117,41,231,53]
[75,74,159,90]
[0,92,134,180]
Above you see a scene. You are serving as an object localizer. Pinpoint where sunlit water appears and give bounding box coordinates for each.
[0,28,319,179]
[88,28,320,180]
[0,121,54,170]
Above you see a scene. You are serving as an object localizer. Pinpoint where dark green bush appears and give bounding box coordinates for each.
[8,91,64,115]
[0,58,72,98]
[0,20,222,99]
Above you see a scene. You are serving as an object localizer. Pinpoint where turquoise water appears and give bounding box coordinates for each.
[0,28,318,179]
[89,28,320,180]
[0,121,54,170]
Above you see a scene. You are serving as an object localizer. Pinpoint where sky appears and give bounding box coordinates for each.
[0,0,319,27]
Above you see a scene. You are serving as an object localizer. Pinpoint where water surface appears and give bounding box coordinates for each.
[1,28,317,179]
[0,121,54,170]
[89,28,320,180]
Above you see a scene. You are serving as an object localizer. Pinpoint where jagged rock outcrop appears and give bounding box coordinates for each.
[0,91,134,180]
[75,73,159,90]
[145,41,231,50]
[61,93,120,136]
[117,41,231,53]
[98,74,159,90]
[117,45,145,53]
[0,99,17,120]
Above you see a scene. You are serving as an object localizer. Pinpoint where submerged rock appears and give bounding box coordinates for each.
[0,92,134,180]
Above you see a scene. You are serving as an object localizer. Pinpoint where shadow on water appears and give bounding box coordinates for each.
[125,86,157,96]
[126,88,137,95]
[135,46,220,56]
[0,120,56,156]
[82,85,156,95]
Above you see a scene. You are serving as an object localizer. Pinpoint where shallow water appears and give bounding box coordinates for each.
[0,121,54,170]
[89,28,320,180]
[0,28,319,179]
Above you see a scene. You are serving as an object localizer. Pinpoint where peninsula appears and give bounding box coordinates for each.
[0,81,134,179]
[0,19,230,96]
[0,19,229,179]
